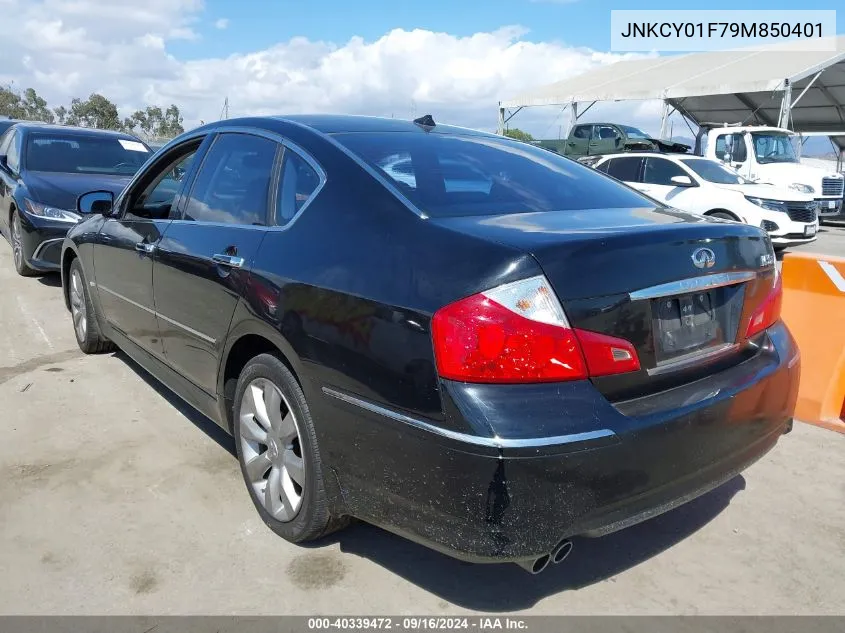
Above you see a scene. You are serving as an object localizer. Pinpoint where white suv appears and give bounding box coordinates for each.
[592,153,819,250]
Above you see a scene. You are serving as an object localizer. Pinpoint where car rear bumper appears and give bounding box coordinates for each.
[324,321,799,564]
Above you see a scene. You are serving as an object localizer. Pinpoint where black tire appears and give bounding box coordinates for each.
[68,258,115,354]
[708,211,738,222]
[11,210,37,277]
[233,353,348,543]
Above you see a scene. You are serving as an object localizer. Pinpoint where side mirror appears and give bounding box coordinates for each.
[78,190,114,216]
[722,153,732,164]
[670,175,696,187]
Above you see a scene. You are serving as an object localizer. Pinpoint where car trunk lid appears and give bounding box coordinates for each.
[432,206,777,400]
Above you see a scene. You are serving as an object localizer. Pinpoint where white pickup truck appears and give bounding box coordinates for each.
[698,126,844,221]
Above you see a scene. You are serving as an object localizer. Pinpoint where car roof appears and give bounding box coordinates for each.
[194,114,499,139]
[595,152,699,160]
[13,122,144,141]
[573,123,643,128]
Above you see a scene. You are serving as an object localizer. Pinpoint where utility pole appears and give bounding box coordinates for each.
[221,97,229,121]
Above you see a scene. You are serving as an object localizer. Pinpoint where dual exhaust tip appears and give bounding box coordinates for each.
[516,539,573,574]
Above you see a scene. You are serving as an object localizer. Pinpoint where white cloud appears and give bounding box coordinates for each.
[214,18,229,30]
[0,0,661,137]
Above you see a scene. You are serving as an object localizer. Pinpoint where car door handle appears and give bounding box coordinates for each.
[212,254,245,268]
[135,242,156,254]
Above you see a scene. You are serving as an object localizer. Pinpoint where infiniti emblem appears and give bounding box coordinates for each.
[691,247,716,269]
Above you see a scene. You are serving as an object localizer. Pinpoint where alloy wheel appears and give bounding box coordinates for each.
[70,269,88,342]
[11,214,23,270]
[238,378,305,522]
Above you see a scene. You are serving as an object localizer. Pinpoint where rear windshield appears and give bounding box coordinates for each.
[25,133,151,175]
[333,132,653,218]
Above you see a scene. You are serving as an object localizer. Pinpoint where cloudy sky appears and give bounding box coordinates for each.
[2,0,839,138]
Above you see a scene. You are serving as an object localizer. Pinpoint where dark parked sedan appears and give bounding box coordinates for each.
[61,115,799,573]
[0,122,151,275]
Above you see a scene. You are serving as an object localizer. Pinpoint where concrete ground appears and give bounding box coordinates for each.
[0,228,844,616]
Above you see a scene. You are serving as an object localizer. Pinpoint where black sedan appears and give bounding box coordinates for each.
[0,122,151,275]
[61,115,799,573]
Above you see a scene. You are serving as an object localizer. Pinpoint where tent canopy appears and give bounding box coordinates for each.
[502,36,845,150]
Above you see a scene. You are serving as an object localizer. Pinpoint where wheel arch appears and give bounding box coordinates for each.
[60,244,80,310]
[218,317,303,434]
[704,208,742,222]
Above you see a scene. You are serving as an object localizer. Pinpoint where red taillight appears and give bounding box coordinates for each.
[431,276,640,384]
[745,274,782,339]
[574,328,641,376]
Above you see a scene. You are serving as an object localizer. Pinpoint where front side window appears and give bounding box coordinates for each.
[125,142,200,220]
[276,149,321,225]
[604,156,643,182]
[714,133,747,163]
[642,158,688,186]
[334,132,652,217]
[0,129,13,158]
[571,125,592,140]
[183,133,278,226]
[594,126,619,141]
[6,130,21,173]
[25,133,150,175]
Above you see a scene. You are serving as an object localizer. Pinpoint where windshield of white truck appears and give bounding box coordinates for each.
[751,133,799,164]
[680,158,747,185]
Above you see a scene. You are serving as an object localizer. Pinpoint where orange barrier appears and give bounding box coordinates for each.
[780,252,845,434]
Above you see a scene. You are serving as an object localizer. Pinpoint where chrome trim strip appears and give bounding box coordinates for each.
[788,351,801,369]
[98,285,155,315]
[629,271,758,301]
[647,343,739,377]
[322,387,616,449]
[98,285,216,345]
[31,238,64,260]
[154,312,216,345]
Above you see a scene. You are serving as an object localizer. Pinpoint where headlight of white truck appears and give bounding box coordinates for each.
[789,183,815,194]
[745,196,787,212]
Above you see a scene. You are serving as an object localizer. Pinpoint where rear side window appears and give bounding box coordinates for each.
[604,156,642,182]
[183,132,278,226]
[642,158,688,185]
[334,132,651,217]
[276,149,321,225]
[594,160,610,174]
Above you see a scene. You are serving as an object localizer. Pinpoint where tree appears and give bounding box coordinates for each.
[53,105,68,125]
[0,85,54,122]
[66,93,123,130]
[0,85,24,119]
[123,104,185,139]
[504,128,534,142]
[21,88,54,123]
